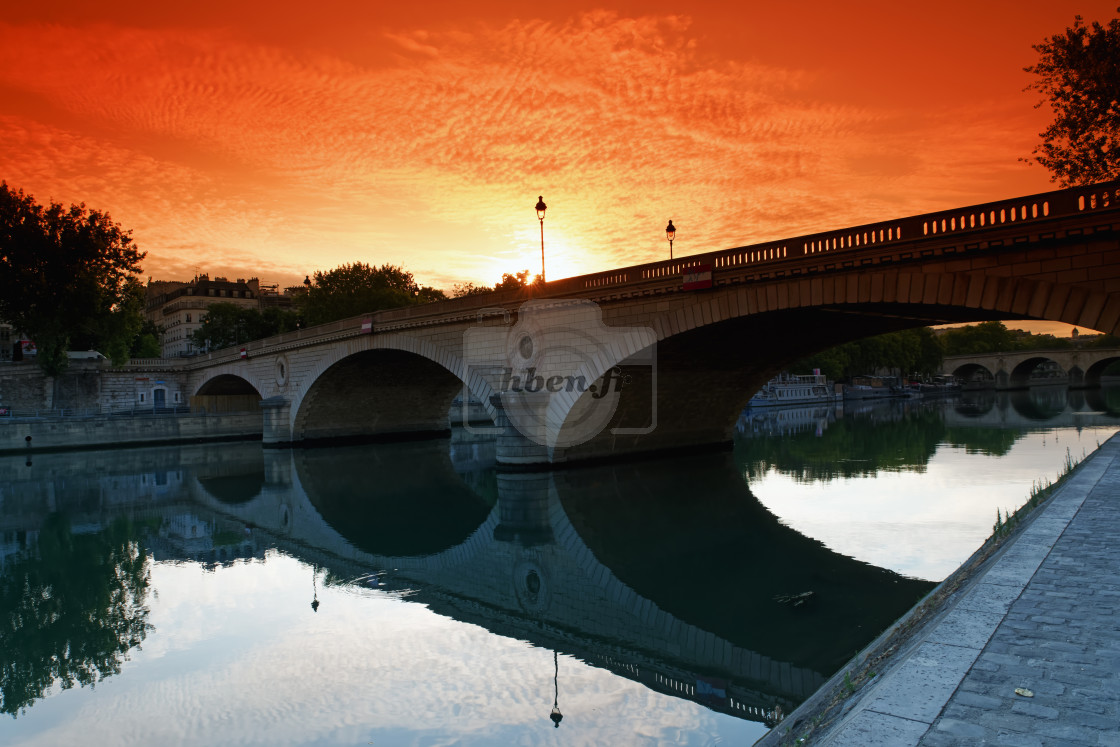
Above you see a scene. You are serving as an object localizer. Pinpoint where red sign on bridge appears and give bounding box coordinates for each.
[683,264,712,290]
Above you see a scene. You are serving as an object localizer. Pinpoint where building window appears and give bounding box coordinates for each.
[186,313,192,323]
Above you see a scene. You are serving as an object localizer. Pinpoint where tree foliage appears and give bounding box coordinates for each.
[797,327,943,381]
[494,269,533,290]
[302,263,446,326]
[0,514,152,716]
[451,269,536,297]
[130,319,163,359]
[938,321,1075,356]
[1025,10,1120,185]
[0,183,146,374]
[191,303,301,352]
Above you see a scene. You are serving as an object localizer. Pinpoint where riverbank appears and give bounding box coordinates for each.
[0,411,262,453]
[755,431,1120,745]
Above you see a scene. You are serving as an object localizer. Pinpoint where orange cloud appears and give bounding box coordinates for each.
[0,5,1105,293]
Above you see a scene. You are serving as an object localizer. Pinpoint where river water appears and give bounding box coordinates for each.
[2,387,1118,746]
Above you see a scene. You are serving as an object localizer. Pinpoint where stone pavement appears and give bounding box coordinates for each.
[779,432,1120,746]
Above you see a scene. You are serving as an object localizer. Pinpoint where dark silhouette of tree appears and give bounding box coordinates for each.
[0,183,146,374]
[450,282,492,297]
[302,263,445,326]
[938,321,1077,356]
[797,327,943,381]
[1024,10,1120,185]
[451,270,537,297]
[494,270,533,290]
[130,319,163,359]
[190,303,301,351]
[0,514,152,717]
[938,321,1019,356]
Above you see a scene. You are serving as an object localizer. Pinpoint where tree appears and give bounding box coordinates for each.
[0,183,146,374]
[130,319,163,359]
[495,270,533,290]
[302,263,446,326]
[1024,10,1120,185]
[191,303,301,352]
[0,514,152,716]
[797,327,943,381]
[451,270,537,297]
[451,281,492,297]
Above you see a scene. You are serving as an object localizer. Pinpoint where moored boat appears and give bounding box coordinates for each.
[748,373,837,408]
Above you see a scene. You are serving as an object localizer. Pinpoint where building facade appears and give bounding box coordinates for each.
[146,276,262,358]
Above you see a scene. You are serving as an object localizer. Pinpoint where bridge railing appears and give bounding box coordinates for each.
[555,179,1120,293]
[188,180,1120,355]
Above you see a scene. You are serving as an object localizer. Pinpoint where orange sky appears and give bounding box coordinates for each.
[1,1,1116,336]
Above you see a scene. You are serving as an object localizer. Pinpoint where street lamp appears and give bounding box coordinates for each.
[665,219,676,259]
[535,195,547,283]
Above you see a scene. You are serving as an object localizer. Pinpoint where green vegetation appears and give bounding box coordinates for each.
[192,303,302,352]
[736,407,947,481]
[302,262,445,326]
[1025,9,1120,185]
[0,514,152,716]
[451,269,536,297]
[0,183,148,374]
[796,327,942,382]
[992,447,1085,540]
[938,320,1079,355]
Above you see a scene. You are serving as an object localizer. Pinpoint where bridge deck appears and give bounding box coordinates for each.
[758,431,1120,746]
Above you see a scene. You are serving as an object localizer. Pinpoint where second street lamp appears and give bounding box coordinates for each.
[665,219,676,259]
[535,195,547,283]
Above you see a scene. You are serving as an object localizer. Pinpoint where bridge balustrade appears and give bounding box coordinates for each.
[186,180,1120,362]
[561,179,1120,293]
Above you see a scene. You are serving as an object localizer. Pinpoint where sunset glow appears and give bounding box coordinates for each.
[2,1,1116,302]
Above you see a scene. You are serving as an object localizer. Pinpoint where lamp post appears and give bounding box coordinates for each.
[535,195,547,283]
[665,219,676,259]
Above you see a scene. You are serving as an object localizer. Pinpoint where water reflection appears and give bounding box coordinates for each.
[1,436,932,732]
[0,514,151,717]
[2,384,1116,742]
[737,385,1120,480]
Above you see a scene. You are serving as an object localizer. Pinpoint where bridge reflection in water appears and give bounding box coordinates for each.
[247,439,935,724]
[5,386,1117,733]
[1,431,935,728]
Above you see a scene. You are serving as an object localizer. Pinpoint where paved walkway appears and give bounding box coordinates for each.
[787,432,1120,746]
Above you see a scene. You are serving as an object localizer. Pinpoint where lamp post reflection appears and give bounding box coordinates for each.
[549,649,563,727]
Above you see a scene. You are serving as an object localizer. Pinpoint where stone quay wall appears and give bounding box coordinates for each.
[0,412,262,453]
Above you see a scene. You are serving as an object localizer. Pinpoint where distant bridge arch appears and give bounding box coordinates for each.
[942,348,1120,389]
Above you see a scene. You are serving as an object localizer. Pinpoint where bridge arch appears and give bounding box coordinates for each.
[290,335,497,445]
[193,373,263,413]
[950,363,995,386]
[552,269,1116,463]
[1006,356,1065,389]
[1085,355,1120,387]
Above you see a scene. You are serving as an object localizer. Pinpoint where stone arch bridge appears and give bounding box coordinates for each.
[942,348,1120,389]
[177,181,1120,465]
